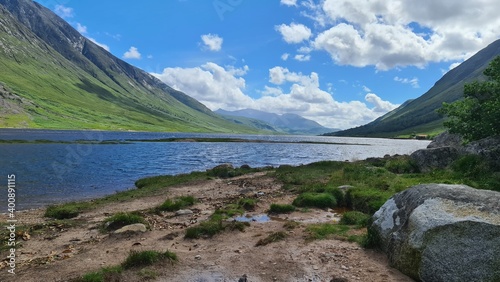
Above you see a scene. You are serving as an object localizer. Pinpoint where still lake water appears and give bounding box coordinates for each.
[0,129,430,210]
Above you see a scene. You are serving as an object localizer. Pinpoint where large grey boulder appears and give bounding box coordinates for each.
[464,136,500,170]
[427,132,463,149]
[370,184,500,282]
[410,147,460,172]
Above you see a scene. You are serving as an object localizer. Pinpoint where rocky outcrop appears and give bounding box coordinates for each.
[369,184,500,282]
[410,147,460,172]
[411,132,500,172]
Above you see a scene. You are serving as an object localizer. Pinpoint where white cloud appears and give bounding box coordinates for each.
[201,34,223,52]
[275,23,312,44]
[301,0,500,70]
[281,0,298,6]
[151,63,254,111]
[294,54,311,62]
[88,38,110,52]
[76,23,87,34]
[394,76,420,88]
[362,85,372,92]
[281,53,290,61]
[153,63,399,129]
[54,5,74,18]
[123,46,141,59]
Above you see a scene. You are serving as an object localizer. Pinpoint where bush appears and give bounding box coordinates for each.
[122,250,177,269]
[104,212,146,231]
[44,205,80,219]
[292,193,337,209]
[269,203,296,214]
[452,154,491,179]
[157,195,197,212]
[339,211,371,226]
[385,156,419,174]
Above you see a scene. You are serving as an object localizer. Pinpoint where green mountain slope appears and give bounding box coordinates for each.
[0,0,261,133]
[329,39,500,138]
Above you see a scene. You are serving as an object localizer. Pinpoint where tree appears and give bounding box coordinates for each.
[439,56,500,142]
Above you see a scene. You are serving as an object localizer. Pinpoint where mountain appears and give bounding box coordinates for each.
[329,39,500,138]
[216,108,339,135]
[0,0,262,133]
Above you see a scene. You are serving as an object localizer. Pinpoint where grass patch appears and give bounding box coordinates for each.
[156,195,197,212]
[255,231,287,246]
[238,198,258,211]
[306,223,350,240]
[122,250,177,269]
[269,203,296,214]
[292,193,337,209]
[44,204,83,219]
[184,219,249,239]
[79,265,123,282]
[346,188,392,214]
[339,211,371,227]
[104,212,147,231]
[283,220,300,230]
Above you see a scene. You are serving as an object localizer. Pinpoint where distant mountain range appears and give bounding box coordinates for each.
[216,109,340,135]
[328,39,500,137]
[0,0,266,133]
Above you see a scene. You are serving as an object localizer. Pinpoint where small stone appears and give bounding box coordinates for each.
[113,223,147,234]
[195,255,201,260]
[176,209,194,216]
[313,265,319,270]
[341,265,349,271]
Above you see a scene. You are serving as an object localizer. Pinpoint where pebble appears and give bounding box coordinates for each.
[195,255,201,260]
[313,265,319,270]
[341,265,349,271]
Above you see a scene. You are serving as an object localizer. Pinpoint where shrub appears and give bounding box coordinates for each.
[385,156,419,174]
[104,212,146,231]
[122,250,177,269]
[292,193,337,209]
[452,154,491,179]
[44,205,80,219]
[269,203,296,214]
[339,211,371,226]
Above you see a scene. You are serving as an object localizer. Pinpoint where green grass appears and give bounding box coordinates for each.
[339,211,371,227]
[292,193,337,209]
[269,203,296,214]
[122,250,177,269]
[184,219,249,239]
[156,195,197,212]
[306,223,350,240]
[79,266,123,282]
[238,198,258,211]
[44,204,81,219]
[104,212,147,231]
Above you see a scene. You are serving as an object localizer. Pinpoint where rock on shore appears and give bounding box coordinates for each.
[369,184,500,282]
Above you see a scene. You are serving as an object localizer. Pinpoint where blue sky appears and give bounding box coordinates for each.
[40,0,500,129]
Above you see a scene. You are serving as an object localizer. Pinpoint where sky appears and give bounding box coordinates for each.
[38,0,500,129]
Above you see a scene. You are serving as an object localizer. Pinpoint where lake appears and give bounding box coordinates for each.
[0,129,430,210]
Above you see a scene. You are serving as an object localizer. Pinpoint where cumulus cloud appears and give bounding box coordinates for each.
[201,34,223,51]
[123,46,141,59]
[151,63,254,110]
[275,23,312,44]
[54,5,74,18]
[76,23,87,34]
[294,54,311,61]
[302,0,500,70]
[394,76,420,88]
[281,53,290,61]
[281,0,298,6]
[153,63,399,129]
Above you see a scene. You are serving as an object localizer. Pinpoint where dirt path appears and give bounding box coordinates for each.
[0,172,413,282]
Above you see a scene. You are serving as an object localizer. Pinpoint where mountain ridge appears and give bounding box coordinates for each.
[0,0,260,133]
[216,108,340,135]
[328,39,500,137]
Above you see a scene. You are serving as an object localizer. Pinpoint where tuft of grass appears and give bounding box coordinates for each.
[156,195,197,212]
[292,193,337,209]
[269,203,296,214]
[238,198,258,211]
[306,223,350,240]
[345,188,392,214]
[184,219,249,239]
[104,212,146,231]
[384,155,420,174]
[122,250,177,269]
[283,220,300,230]
[339,211,371,227]
[138,268,158,280]
[255,231,287,246]
[44,204,82,219]
[79,265,123,282]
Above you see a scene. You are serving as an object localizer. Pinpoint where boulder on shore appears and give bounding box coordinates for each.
[410,147,460,172]
[369,184,500,282]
